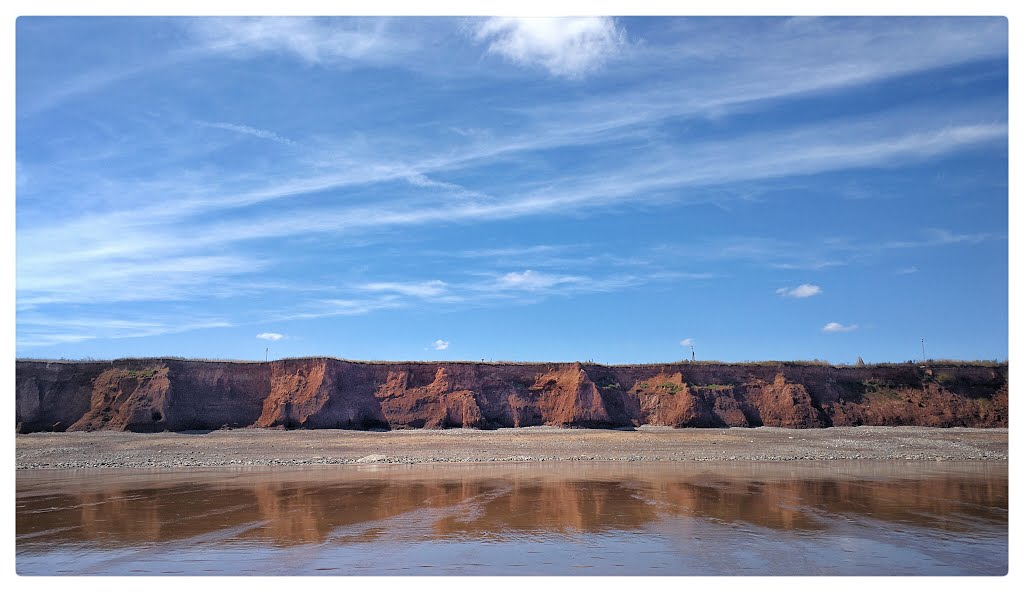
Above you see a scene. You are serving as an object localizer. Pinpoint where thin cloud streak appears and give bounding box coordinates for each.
[493,270,584,291]
[630,17,1005,114]
[199,121,296,145]
[189,17,413,66]
[251,266,687,326]
[657,229,1005,271]
[16,111,1004,313]
[17,253,267,306]
[359,280,449,298]
[16,316,232,348]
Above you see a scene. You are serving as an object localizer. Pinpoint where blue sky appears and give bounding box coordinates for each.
[14,16,1009,364]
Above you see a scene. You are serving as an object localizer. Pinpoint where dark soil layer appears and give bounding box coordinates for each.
[15,358,1008,433]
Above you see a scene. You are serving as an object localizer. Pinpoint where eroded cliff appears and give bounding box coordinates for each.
[15,358,1008,433]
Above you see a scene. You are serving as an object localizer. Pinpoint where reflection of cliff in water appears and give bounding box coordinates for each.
[644,475,1007,532]
[17,464,1008,550]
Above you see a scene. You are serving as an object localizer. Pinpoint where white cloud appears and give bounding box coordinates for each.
[404,173,462,190]
[431,339,450,351]
[277,296,404,320]
[258,269,647,325]
[776,284,823,298]
[822,322,858,333]
[359,280,448,298]
[190,17,406,65]
[20,48,202,118]
[16,248,267,306]
[452,244,572,259]
[659,230,1004,274]
[680,338,695,347]
[473,17,626,78]
[16,333,97,348]
[256,332,285,341]
[199,121,295,145]
[16,316,231,349]
[881,229,994,250]
[494,270,584,291]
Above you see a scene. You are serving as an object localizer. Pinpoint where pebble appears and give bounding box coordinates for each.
[356,454,388,463]
[14,427,1008,469]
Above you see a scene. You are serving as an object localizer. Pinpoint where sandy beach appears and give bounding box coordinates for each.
[15,425,1007,469]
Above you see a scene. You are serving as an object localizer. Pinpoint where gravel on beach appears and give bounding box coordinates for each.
[15,425,1007,469]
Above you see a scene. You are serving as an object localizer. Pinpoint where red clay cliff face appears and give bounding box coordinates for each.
[376,366,486,429]
[69,367,173,432]
[14,358,1008,433]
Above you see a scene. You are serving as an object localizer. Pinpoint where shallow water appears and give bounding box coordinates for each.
[16,461,1007,576]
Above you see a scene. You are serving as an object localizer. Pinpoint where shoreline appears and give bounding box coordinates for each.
[16,425,1008,469]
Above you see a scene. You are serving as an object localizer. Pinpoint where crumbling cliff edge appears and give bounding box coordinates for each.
[15,358,1008,433]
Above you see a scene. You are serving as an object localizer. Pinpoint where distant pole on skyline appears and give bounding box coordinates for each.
[921,338,926,363]
[266,347,269,362]
[691,345,695,362]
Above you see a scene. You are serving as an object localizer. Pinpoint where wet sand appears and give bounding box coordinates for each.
[16,461,1009,575]
[16,425,1007,469]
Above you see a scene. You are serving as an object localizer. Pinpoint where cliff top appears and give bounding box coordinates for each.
[15,356,1007,369]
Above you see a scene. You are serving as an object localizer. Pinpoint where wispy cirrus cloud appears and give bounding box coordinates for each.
[628,17,1006,120]
[431,339,449,351]
[448,244,579,259]
[19,17,419,119]
[256,332,285,341]
[17,43,204,118]
[19,93,1006,266]
[880,228,996,250]
[359,280,450,299]
[188,17,411,65]
[198,121,295,145]
[153,118,1003,246]
[657,228,1005,272]
[493,270,584,292]
[269,295,404,322]
[249,266,674,326]
[16,315,232,348]
[16,252,266,306]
